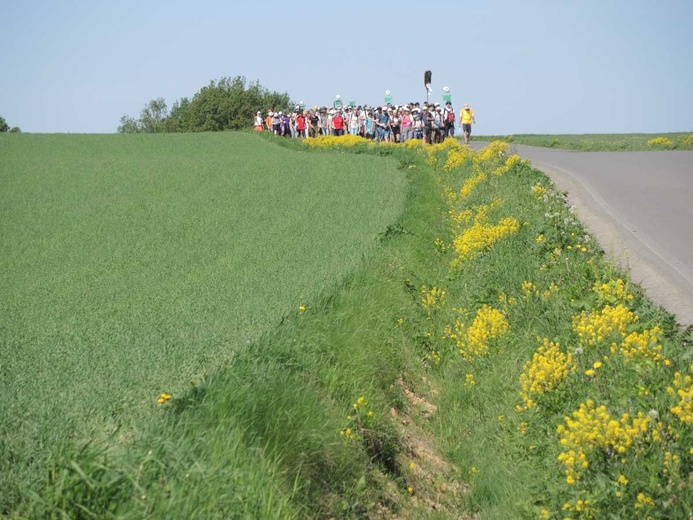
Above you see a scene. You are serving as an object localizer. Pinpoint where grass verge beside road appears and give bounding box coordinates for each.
[476,132,693,151]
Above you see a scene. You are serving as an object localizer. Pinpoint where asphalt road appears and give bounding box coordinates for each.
[501,144,693,326]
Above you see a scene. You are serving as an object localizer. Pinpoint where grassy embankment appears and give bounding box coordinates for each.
[475,132,693,151]
[2,132,691,518]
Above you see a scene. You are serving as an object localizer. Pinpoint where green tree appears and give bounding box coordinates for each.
[0,116,9,132]
[115,77,291,133]
[185,76,291,131]
[139,97,168,133]
[163,97,190,132]
[117,114,141,134]
[9,126,21,133]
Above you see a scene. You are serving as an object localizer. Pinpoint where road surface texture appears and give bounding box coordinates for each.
[488,143,693,326]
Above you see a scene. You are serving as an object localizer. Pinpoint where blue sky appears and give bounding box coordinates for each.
[2,0,692,134]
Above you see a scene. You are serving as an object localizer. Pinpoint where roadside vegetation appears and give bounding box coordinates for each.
[476,133,693,151]
[2,132,690,518]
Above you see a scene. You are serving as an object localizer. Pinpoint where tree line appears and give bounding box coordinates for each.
[0,115,21,133]
[117,76,292,133]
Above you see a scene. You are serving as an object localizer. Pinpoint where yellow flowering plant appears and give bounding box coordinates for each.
[646,137,675,149]
[519,338,576,410]
[444,305,509,361]
[339,395,376,443]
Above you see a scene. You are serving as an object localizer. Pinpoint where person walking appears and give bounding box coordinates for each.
[460,103,475,144]
[443,101,455,138]
[272,111,281,135]
[253,111,263,132]
[332,110,345,136]
[296,110,306,138]
[349,108,360,136]
[400,108,413,142]
[375,107,390,142]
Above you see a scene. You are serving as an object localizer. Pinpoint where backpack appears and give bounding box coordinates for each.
[446,110,455,124]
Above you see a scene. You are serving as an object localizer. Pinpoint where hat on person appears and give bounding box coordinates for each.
[268,111,274,116]
[464,103,470,109]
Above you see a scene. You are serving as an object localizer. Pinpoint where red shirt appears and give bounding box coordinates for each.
[332,115,344,130]
[296,115,305,131]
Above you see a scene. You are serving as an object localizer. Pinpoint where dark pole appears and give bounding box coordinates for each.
[424,70,432,104]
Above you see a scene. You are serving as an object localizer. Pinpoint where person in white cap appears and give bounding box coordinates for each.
[460,103,476,144]
[253,111,263,132]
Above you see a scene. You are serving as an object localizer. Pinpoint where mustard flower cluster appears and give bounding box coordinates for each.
[157,392,172,404]
[518,280,560,303]
[562,497,595,516]
[611,327,667,365]
[445,305,509,361]
[521,281,537,297]
[635,492,656,509]
[572,304,638,346]
[432,136,467,152]
[404,137,427,150]
[668,367,693,424]
[592,278,634,305]
[557,400,650,484]
[646,137,674,148]
[531,183,548,199]
[519,338,575,410]
[492,154,525,176]
[457,170,487,200]
[420,285,447,312]
[473,140,508,165]
[305,134,373,148]
[452,215,519,263]
[447,208,473,226]
[443,147,471,173]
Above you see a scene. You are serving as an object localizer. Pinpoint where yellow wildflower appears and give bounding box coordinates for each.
[519,338,575,409]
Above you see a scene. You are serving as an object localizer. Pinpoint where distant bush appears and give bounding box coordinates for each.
[0,115,19,133]
[677,134,693,147]
[646,137,675,149]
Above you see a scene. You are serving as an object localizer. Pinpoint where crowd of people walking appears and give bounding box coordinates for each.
[254,101,476,144]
